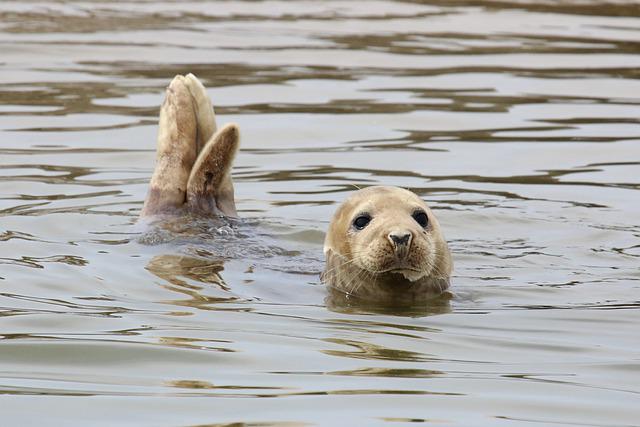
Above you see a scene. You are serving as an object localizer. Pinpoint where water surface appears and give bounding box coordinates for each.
[1,1,639,426]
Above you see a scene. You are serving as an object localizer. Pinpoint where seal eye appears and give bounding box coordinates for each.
[412,210,428,228]
[353,214,371,230]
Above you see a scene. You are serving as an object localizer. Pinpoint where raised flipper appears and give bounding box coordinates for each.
[186,74,238,216]
[186,123,240,217]
[184,73,217,154]
[141,75,197,217]
[141,74,239,219]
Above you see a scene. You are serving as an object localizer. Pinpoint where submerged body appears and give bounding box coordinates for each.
[322,186,452,303]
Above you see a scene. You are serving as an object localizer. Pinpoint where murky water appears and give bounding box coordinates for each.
[1,1,639,426]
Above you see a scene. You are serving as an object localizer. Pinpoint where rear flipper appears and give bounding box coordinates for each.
[141,74,240,219]
[141,75,197,217]
[186,123,240,217]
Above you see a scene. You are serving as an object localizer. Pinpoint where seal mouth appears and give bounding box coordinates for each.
[392,268,424,282]
[379,267,425,282]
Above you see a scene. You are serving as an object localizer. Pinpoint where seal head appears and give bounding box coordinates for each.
[322,186,452,303]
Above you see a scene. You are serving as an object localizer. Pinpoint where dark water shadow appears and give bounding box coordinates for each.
[325,287,452,318]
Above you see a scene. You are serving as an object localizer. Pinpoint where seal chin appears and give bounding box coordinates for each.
[389,268,424,282]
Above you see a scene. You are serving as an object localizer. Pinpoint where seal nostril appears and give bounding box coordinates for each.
[389,232,411,246]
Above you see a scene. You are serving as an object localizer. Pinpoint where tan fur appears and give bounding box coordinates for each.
[322,186,452,303]
[141,74,239,218]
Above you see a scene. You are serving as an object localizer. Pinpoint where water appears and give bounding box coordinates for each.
[1,1,639,426]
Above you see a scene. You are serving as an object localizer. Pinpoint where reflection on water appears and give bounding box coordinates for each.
[147,254,227,290]
[0,1,639,426]
[325,287,452,317]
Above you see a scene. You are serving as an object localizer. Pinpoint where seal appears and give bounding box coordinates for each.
[322,186,452,303]
[141,73,239,218]
[141,76,452,306]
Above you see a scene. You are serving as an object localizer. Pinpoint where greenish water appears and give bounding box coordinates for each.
[0,1,639,426]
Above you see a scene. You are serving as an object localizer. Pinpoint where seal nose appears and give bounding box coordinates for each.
[389,232,411,246]
[387,231,412,258]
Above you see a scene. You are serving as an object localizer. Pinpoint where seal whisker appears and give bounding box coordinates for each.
[349,269,373,296]
[344,268,370,296]
[340,265,362,293]
[322,254,361,277]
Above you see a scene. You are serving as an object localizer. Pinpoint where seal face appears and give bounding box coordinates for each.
[322,186,452,303]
